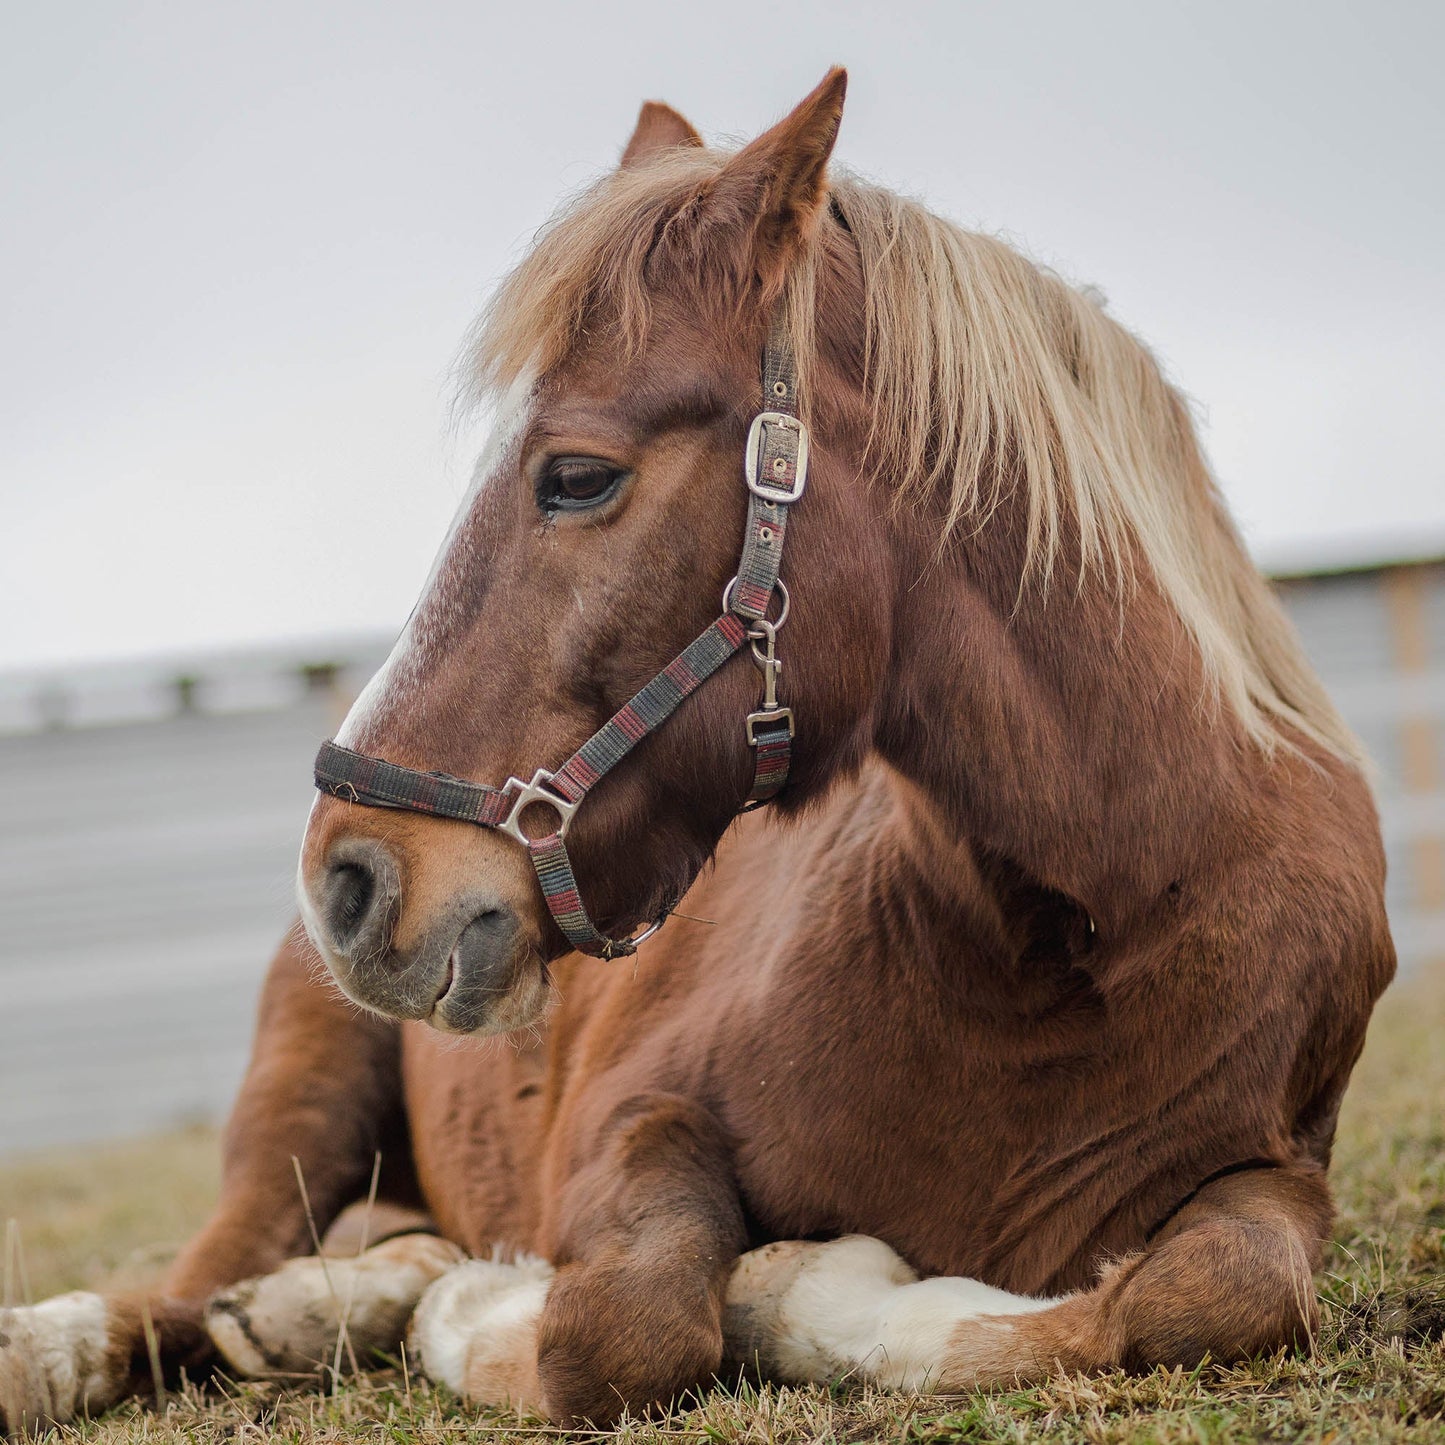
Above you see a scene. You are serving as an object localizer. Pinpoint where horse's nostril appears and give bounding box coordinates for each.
[430,903,525,1031]
[319,841,398,958]
[453,907,516,970]
[329,862,375,945]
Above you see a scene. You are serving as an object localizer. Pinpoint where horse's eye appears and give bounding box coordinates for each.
[536,457,627,513]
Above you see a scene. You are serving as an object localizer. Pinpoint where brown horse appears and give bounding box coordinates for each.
[1,69,1395,1434]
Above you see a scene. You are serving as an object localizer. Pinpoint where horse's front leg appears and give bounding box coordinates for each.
[0,927,405,1435]
[723,1163,1330,1390]
[410,1091,744,1425]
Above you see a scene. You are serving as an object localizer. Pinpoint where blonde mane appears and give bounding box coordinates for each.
[465,151,1361,766]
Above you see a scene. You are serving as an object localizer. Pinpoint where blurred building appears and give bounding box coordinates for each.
[1275,554,1445,972]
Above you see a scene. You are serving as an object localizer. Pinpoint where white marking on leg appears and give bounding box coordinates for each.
[725,1236,1058,1390]
[0,1292,121,1430]
[870,1274,1058,1389]
[205,1234,464,1377]
[409,1251,553,1408]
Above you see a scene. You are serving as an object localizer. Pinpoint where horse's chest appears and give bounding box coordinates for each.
[745,1086,970,1227]
[716,971,1122,1286]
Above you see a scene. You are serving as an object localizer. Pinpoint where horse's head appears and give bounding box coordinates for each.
[298,70,893,1033]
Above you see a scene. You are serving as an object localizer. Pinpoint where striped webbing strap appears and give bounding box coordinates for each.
[311,745,513,825]
[314,320,804,959]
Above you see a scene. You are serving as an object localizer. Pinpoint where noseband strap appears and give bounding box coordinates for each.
[314,318,806,960]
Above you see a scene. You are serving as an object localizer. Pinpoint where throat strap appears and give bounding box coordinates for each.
[313,319,805,959]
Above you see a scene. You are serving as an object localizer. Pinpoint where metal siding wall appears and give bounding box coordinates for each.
[1278,562,1445,972]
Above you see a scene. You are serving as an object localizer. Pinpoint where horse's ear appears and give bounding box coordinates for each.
[703,67,847,292]
[621,101,704,168]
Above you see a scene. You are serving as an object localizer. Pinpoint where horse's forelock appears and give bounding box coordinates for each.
[456,153,727,408]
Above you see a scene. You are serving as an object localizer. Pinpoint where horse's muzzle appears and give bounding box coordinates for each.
[306,834,537,1034]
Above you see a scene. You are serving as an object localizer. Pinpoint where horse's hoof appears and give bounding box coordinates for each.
[205,1233,464,1377]
[0,1294,126,1435]
[409,1253,553,1407]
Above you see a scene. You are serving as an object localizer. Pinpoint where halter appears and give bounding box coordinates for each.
[313,319,807,960]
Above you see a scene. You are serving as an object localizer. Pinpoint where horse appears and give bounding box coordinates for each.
[0,68,1395,1434]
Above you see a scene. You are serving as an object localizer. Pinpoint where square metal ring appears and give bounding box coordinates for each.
[499,768,581,846]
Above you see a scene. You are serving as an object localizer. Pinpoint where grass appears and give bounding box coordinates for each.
[3,965,1443,1443]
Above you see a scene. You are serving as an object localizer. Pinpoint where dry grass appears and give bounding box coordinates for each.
[3,966,1442,1443]
[0,1126,218,1302]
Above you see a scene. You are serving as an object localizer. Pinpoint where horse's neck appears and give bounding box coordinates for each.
[874,536,1259,924]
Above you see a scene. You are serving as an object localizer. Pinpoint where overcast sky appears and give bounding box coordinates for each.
[2,1,1441,671]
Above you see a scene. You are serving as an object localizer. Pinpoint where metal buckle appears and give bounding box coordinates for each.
[498,768,581,846]
[746,707,795,745]
[745,411,809,504]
